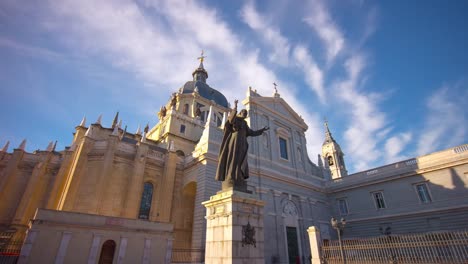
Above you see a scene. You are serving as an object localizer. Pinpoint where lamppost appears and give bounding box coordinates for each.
[331,217,346,264]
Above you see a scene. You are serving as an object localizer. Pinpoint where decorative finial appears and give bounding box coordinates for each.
[18,139,27,151]
[1,141,10,152]
[144,123,149,133]
[111,125,119,136]
[112,112,119,128]
[141,132,147,143]
[135,124,141,135]
[79,116,86,127]
[118,119,122,128]
[52,141,57,152]
[85,126,93,137]
[197,50,206,64]
[95,114,102,125]
[46,141,54,151]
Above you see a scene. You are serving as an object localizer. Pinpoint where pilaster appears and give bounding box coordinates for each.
[0,148,25,224]
[156,150,178,222]
[95,134,119,214]
[122,142,149,218]
[58,135,95,211]
[12,153,53,229]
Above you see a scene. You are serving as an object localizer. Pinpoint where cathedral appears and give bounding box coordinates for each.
[0,58,467,264]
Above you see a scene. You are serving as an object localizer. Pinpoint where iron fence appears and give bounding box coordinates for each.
[0,232,24,264]
[322,230,468,263]
[171,248,205,263]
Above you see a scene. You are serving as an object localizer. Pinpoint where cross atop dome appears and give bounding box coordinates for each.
[192,50,208,83]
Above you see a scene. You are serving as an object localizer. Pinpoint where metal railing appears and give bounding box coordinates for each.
[171,248,205,263]
[321,230,468,263]
[0,232,25,264]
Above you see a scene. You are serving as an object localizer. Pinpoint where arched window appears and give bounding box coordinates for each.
[183,104,189,115]
[98,240,116,264]
[139,182,153,220]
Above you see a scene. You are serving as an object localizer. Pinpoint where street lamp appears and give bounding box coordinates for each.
[331,217,346,264]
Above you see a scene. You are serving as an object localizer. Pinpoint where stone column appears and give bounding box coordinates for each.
[203,189,265,264]
[307,226,322,264]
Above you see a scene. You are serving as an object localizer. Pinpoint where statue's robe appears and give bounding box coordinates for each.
[215,108,264,183]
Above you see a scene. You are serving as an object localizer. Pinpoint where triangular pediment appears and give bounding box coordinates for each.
[245,96,308,130]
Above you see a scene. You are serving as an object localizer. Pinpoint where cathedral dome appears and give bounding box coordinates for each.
[180,80,228,108]
[180,52,228,108]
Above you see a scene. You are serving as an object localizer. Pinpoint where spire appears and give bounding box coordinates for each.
[1,141,9,152]
[18,139,27,151]
[95,114,102,125]
[192,50,208,83]
[135,124,141,135]
[112,112,119,128]
[52,141,57,152]
[79,116,86,127]
[117,119,122,129]
[144,123,149,134]
[324,120,335,145]
[141,132,147,143]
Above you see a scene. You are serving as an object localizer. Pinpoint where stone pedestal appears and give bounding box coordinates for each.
[202,189,265,264]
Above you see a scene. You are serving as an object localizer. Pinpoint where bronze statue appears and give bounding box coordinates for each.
[215,99,269,192]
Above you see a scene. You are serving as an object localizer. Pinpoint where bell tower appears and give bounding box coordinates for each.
[321,121,347,179]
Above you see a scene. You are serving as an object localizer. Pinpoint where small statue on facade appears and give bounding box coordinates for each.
[170,93,177,109]
[158,106,167,119]
[215,99,269,192]
[195,105,202,118]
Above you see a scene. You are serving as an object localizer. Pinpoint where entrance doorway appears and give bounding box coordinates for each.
[286,226,299,263]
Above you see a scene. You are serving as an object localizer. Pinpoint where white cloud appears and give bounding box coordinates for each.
[292,45,325,103]
[335,55,388,171]
[38,0,324,163]
[240,1,290,66]
[304,0,345,64]
[417,85,467,155]
[384,132,412,163]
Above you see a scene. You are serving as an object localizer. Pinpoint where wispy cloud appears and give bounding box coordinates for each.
[384,132,412,163]
[304,0,345,64]
[240,1,291,66]
[0,37,63,60]
[335,55,388,171]
[292,45,326,103]
[417,84,467,155]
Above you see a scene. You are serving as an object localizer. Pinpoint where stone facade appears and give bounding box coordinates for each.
[0,60,467,263]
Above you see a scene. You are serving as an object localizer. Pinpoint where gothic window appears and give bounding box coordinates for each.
[183,104,189,115]
[279,137,288,160]
[415,183,432,203]
[98,240,116,264]
[180,124,186,134]
[338,199,348,215]
[372,191,386,209]
[139,182,153,219]
[328,156,334,166]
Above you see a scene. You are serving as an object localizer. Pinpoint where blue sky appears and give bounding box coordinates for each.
[0,0,467,173]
